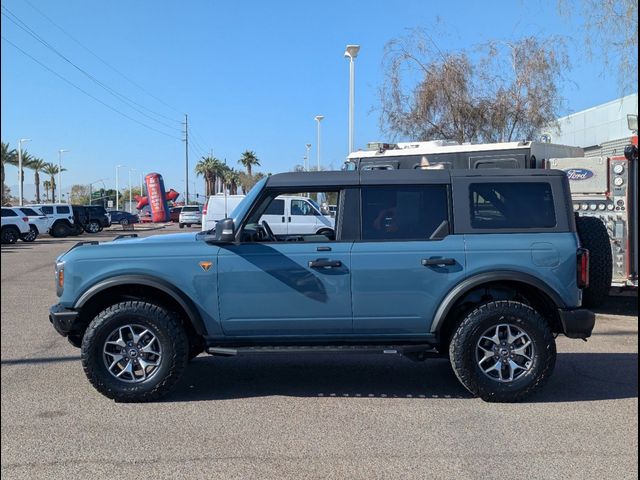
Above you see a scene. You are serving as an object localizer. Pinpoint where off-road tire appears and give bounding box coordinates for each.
[1,226,20,244]
[179,223,184,229]
[50,221,71,238]
[81,301,189,402]
[575,216,612,308]
[449,300,556,403]
[20,225,38,242]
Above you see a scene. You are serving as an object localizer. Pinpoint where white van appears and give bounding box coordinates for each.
[260,195,334,237]
[202,195,246,231]
[202,194,335,237]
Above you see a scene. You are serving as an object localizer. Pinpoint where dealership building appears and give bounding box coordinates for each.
[548,93,638,156]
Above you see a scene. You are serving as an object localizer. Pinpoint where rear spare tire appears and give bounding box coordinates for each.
[576,216,612,308]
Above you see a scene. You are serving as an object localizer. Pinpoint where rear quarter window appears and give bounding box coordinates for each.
[57,206,70,214]
[469,182,556,229]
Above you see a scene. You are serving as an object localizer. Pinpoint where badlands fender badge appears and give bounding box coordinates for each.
[199,261,213,272]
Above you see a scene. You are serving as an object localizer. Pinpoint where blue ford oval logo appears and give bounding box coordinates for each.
[565,168,594,180]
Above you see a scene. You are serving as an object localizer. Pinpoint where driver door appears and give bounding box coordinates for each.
[216,189,353,337]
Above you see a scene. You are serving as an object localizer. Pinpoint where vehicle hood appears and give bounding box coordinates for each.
[57,232,202,262]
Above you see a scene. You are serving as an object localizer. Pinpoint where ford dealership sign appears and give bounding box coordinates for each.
[565,168,594,181]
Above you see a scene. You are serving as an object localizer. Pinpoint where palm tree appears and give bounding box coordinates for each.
[238,150,260,177]
[195,156,224,197]
[1,142,17,203]
[220,167,242,195]
[43,180,51,202]
[42,163,65,202]
[27,157,48,203]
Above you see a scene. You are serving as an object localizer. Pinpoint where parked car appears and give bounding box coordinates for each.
[169,207,182,222]
[108,210,139,226]
[82,205,111,233]
[178,205,202,228]
[1,207,31,244]
[16,206,50,242]
[50,169,595,403]
[32,204,76,237]
[202,195,245,230]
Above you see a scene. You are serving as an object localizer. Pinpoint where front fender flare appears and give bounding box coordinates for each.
[74,274,208,336]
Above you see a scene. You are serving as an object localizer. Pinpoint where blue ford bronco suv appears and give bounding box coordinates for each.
[50,169,595,402]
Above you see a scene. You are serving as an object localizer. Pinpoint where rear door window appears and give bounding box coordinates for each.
[469,182,556,229]
[361,185,450,241]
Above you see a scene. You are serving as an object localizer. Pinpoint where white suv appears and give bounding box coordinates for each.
[31,204,76,237]
[1,207,31,244]
[16,206,51,242]
[178,205,203,228]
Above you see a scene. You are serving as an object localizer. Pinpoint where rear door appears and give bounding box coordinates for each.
[350,183,466,334]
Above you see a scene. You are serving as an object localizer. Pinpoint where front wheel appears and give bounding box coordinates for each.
[449,300,556,403]
[81,301,189,402]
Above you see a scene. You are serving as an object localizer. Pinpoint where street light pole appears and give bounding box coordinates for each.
[115,164,126,210]
[17,138,31,206]
[57,149,69,203]
[344,45,360,154]
[314,116,324,171]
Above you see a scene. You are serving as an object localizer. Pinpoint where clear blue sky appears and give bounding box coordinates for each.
[0,0,631,200]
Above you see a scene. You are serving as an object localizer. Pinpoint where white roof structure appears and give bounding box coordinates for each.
[548,93,638,148]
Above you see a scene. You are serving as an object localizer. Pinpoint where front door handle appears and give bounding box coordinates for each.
[422,257,456,267]
[309,259,342,268]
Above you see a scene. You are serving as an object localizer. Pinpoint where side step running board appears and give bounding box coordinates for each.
[205,345,443,360]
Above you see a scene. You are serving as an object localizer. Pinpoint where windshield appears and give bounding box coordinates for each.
[229,178,267,225]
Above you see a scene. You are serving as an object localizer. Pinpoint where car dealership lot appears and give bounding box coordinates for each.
[1,225,637,479]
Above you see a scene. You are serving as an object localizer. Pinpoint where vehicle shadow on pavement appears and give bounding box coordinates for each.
[165,352,638,403]
[1,355,81,366]
[161,353,638,403]
[530,352,638,403]
[168,355,472,401]
[592,295,638,316]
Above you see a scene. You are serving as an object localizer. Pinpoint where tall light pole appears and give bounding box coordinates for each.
[57,149,69,203]
[115,164,127,210]
[344,44,360,154]
[314,116,324,171]
[17,138,31,206]
[305,143,311,171]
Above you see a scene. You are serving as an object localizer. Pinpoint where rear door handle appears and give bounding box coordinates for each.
[422,258,456,267]
[309,259,342,268]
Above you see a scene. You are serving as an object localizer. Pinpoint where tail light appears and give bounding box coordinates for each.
[577,248,589,289]
[202,203,208,215]
[22,217,29,223]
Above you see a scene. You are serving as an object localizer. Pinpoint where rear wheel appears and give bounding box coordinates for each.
[50,221,71,238]
[84,221,101,234]
[120,218,129,226]
[1,226,20,244]
[449,300,556,403]
[20,225,38,242]
[69,224,84,236]
[81,301,189,402]
[576,216,612,308]
[179,223,184,229]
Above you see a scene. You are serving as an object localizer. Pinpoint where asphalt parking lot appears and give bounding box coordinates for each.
[1,224,638,479]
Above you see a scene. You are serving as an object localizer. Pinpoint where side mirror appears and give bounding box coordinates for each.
[215,218,235,242]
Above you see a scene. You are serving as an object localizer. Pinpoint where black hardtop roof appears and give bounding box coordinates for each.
[265,169,566,188]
